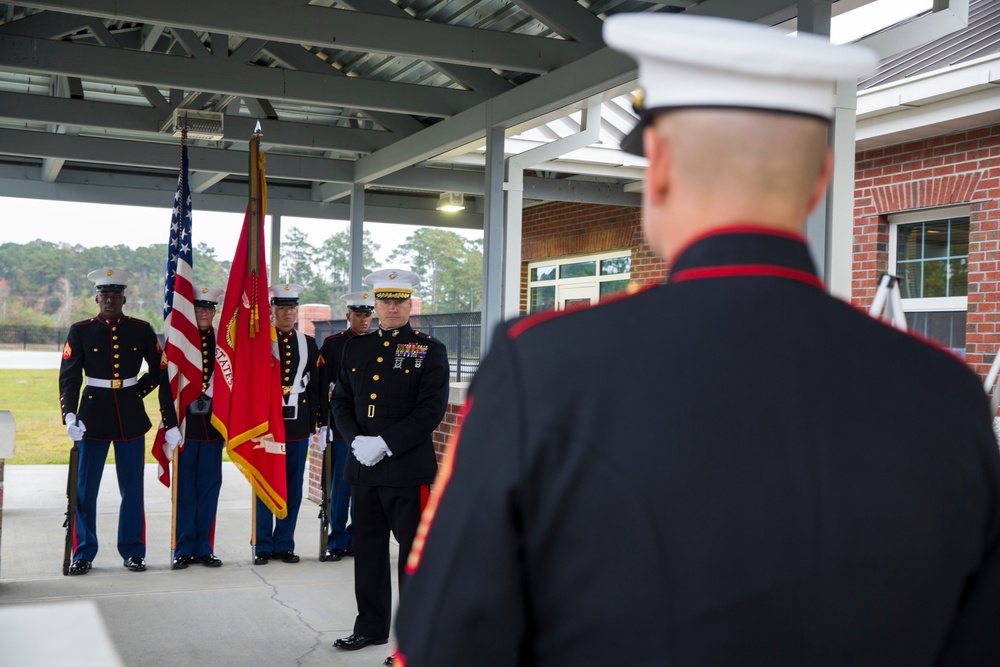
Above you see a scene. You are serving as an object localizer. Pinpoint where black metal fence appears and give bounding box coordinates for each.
[0,325,66,350]
[313,311,481,382]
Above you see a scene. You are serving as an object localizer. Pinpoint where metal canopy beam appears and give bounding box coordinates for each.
[507,0,605,44]
[335,0,513,95]
[0,92,399,154]
[0,172,483,230]
[259,41,426,135]
[686,0,797,22]
[0,34,485,117]
[15,0,592,72]
[0,128,356,183]
[372,167,642,206]
[352,0,822,186]
[354,47,638,183]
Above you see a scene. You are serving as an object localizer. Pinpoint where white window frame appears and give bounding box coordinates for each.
[887,204,970,314]
[527,250,632,313]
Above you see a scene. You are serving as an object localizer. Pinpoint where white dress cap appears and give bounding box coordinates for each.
[268,283,305,304]
[602,14,879,155]
[87,267,134,292]
[193,286,225,304]
[363,269,420,299]
[341,291,375,311]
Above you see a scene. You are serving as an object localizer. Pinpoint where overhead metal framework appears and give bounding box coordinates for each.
[0,0,891,230]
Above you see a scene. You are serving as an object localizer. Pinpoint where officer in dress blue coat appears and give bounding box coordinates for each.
[393,15,1000,667]
[317,290,375,561]
[253,283,321,565]
[159,286,226,570]
[332,269,449,660]
[59,268,162,575]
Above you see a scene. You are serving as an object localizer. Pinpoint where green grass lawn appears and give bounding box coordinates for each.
[1,369,170,465]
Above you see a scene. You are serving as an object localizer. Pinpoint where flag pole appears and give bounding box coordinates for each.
[170,448,179,563]
[249,120,263,561]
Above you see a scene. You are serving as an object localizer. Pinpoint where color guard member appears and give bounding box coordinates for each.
[317,290,375,561]
[59,267,162,575]
[160,286,226,570]
[254,283,320,565]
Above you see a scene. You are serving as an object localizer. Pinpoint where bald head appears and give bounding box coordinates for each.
[641,109,833,260]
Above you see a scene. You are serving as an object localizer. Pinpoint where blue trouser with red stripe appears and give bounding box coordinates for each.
[174,438,224,558]
[255,438,309,553]
[326,437,355,552]
[73,436,145,562]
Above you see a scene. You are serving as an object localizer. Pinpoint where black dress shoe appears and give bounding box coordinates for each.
[68,559,92,576]
[196,553,223,567]
[320,549,342,562]
[123,556,146,572]
[333,634,388,651]
[172,555,192,570]
[274,550,300,563]
[253,551,272,565]
[384,656,394,666]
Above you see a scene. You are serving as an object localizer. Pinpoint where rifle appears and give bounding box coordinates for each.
[318,437,333,560]
[62,443,80,575]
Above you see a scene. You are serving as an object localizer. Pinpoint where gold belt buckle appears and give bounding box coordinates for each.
[110,379,122,389]
[367,404,375,418]
[282,386,292,396]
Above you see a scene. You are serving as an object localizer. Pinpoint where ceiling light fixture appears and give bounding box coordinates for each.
[437,192,466,212]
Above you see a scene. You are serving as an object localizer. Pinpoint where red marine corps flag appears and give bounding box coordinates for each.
[152,128,203,487]
[211,128,288,518]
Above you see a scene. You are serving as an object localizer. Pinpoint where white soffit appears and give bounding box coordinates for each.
[856,52,1000,148]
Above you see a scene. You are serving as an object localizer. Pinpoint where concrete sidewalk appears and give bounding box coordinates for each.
[0,462,399,667]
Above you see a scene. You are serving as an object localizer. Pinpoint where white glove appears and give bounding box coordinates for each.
[163,427,183,461]
[66,413,86,441]
[318,426,329,451]
[352,435,390,467]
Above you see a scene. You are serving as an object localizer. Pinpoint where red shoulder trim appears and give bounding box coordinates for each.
[671,264,824,289]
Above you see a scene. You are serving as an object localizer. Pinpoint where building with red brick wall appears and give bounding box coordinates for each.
[852,128,1000,378]
[306,5,1000,505]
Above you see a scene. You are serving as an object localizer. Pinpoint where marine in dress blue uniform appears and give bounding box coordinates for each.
[332,269,449,659]
[59,268,162,575]
[317,290,375,561]
[254,283,321,565]
[393,15,1000,667]
[159,286,226,570]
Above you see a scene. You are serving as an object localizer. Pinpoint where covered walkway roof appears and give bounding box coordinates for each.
[0,0,898,227]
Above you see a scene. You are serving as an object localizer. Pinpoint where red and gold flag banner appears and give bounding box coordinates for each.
[211,133,288,518]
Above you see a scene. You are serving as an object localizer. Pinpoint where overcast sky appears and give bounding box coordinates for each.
[0,0,931,264]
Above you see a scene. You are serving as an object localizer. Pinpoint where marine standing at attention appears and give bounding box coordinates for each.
[60,267,162,576]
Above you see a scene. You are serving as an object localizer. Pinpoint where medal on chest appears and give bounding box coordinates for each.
[394,342,428,369]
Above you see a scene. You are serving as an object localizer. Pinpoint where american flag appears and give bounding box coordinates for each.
[152,131,203,487]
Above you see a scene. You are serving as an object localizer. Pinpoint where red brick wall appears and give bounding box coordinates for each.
[852,126,1000,379]
[520,201,660,314]
[297,304,332,337]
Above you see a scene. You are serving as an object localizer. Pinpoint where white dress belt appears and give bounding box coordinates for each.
[86,376,139,389]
